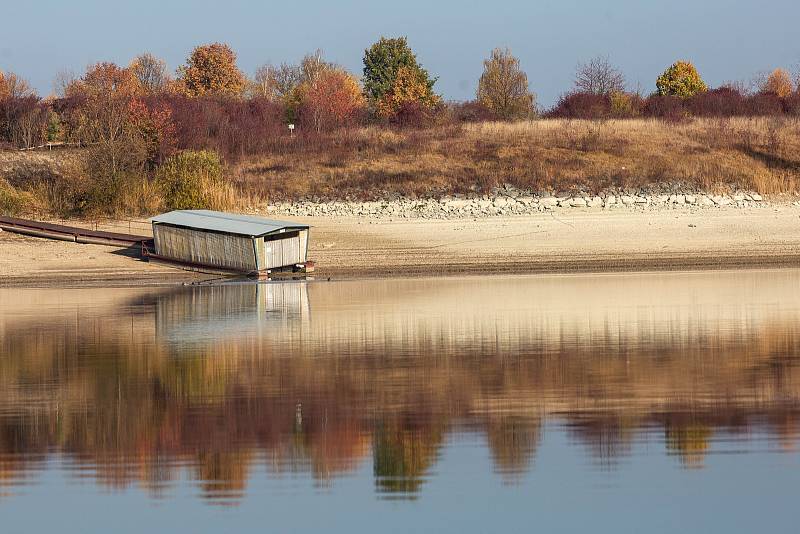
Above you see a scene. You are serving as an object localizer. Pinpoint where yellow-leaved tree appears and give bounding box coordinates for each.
[656,61,707,98]
[477,48,535,120]
[177,43,245,98]
[761,68,794,98]
[376,66,440,118]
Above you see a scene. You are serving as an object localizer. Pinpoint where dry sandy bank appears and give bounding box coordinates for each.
[1,207,800,286]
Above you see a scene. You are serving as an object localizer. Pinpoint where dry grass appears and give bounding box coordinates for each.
[2,117,800,216]
[234,117,800,200]
[0,148,240,217]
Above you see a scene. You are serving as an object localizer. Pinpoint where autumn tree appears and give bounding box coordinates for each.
[0,71,48,149]
[477,48,535,120]
[254,51,337,122]
[178,43,245,97]
[66,63,151,211]
[575,55,625,95]
[656,61,707,98]
[300,69,365,132]
[761,68,794,98]
[67,62,141,100]
[376,66,441,119]
[127,99,177,167]
[363,37,436,105]
[66,62,142,144]
[130,53,169,94]
[0,70,35,99]
[300,49,334,85]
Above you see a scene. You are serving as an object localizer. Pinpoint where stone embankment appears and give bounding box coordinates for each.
[265,186,770,219]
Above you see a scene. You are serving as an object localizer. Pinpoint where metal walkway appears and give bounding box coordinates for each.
[0,216,152,247]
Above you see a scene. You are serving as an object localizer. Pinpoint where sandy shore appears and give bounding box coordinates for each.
[2,206,800,286]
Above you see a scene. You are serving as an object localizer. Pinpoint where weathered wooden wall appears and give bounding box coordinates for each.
[153,225,257,272]
[260,230,308,270]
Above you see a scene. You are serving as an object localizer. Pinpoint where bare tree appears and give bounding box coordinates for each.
[12,102,48,148]
[252,62,303,99]
[792,62,800,92]
[574,56,626,95]
[0,71,47,148]
[251,62,303,101]
[747,71,770,96]
[253,64,277,98]
[300,49,334,85]
[130,53,169,94]
[272,63,302,100]
[252,51,336,101]
[53,69,78,98]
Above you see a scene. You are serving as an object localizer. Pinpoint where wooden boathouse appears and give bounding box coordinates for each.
[150,210,310,274]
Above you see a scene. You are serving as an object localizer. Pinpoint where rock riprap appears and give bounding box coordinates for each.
[262,186,772,219]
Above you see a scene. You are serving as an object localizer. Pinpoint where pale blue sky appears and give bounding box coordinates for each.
[2,0,798,106]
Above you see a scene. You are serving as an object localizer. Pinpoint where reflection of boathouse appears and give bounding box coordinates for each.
[155,282,310,344]
[150,210,310,273]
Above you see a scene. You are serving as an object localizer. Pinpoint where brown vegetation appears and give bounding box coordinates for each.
[231,117,800,200]
[1,116,799,216]
[2,41,800,217]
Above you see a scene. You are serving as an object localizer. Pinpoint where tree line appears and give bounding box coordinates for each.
[0,37,800,152]
[1,37,799,215]
[2,38,799,151]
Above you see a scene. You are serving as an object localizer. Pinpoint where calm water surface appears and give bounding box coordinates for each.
[1,271,799,533]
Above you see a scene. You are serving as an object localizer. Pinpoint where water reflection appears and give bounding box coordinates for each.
[0,272,799,505]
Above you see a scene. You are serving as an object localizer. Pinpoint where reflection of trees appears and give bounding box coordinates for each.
[567,416,636,469]
[373,413,446,497]
[665,423,712,469]
[0,282,799,504]
[195,451,252,505]
[486,416,541,481]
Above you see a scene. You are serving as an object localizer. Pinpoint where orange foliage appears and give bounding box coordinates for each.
[376,66,440,118]
[300,69,365,132]
[127,98,177,165]
[68,62,142,99]
[762,68,794,98]
[177,43,245,98]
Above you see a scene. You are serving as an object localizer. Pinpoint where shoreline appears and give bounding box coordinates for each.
[2,205,800,287]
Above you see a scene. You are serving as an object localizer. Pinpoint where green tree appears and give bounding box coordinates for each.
[656,61,707,98]
[477,48,535,120]
[362,37,436,104]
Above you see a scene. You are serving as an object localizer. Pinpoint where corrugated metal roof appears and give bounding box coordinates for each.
[151,210,309,237]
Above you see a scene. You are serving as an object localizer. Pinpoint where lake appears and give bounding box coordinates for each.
[1,271,798,533]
